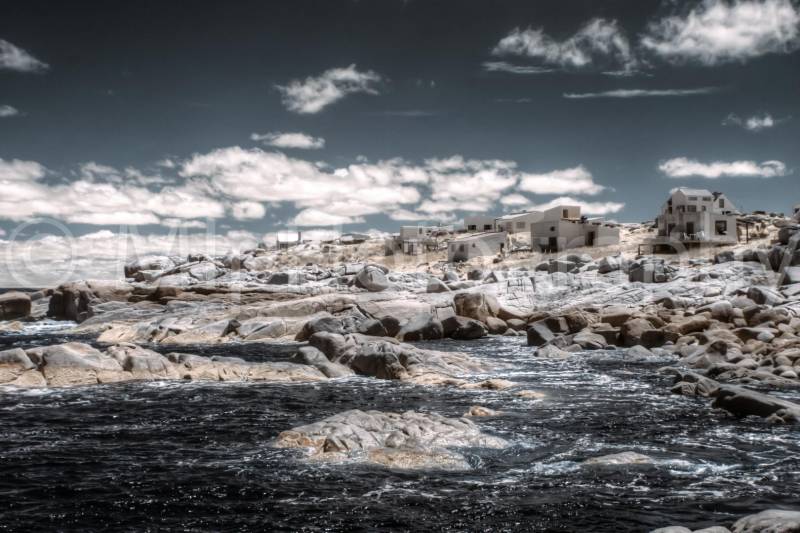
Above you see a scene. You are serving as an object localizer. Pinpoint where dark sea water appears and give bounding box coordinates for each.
[1,333,799,532]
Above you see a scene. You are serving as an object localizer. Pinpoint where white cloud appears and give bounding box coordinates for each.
[659,157,788,178]
[500,193,531,206]
[231,201,266,220]
[518,166,605,195]
[291,208,365,227]
[641,0,800,65]
[492,18,637,72]
[722,112,786,131]
[482,61,554,74]
[0,39,48,72]
[528,196,625,216]
[276,65,381,114]
[0,105,20,117]
[0,158,46,181]
[251,131,326,149]
[564,87,718,98]
[162,218,207,229]
[0,159,224,225]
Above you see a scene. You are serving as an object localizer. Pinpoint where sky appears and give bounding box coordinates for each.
[1,0,799,283]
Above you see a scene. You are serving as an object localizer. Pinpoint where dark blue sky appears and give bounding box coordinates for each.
[1,0,798,240]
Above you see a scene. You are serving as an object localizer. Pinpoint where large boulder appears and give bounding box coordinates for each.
[354,266,390,292]
[444,316,488,340]
[396,313,444,342]
[453,292,500,323]
[426,278,451,293]
[628,257,673,283]
[620,317,657,347]
[731,509,800,533]
[597,255,627,274]
[527,320,556,347]
[274,409,507,470]
[0,291,31,320]
[712,384,800,423]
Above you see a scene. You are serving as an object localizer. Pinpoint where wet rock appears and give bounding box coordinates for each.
[291,346,354,378]
[573,330,608,350]
[731,509,800,533]
[465,405,501,417]
[2,342,326,388]
[274,409,507,470]
[712,385,800,423]
[396,313,444,342]
[444,316,488,340]
[484,316,508,335]
[516,390,546,399]
[308,333,483,385]
[535,344,571,359]
[0,291,31,320]
[461,378,515,390]
[620,317,657,347]
[527,320,556,347]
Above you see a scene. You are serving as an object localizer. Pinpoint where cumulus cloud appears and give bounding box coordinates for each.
[722,112,787,131]
[0,39,48,72]
[0,158,225,225]
[564,87,718,98]
[527,196,626,216]
[659,157,788,178]
[231,201,266,220]
[518,166,606,195]
[389,209,430,221]
[641,0,800,65]
[250,131,325,149]
[500,193,531,206]
[482,61,554,74]
[492,18,637,72]
[0,105,20,117]
[276,65,382,114]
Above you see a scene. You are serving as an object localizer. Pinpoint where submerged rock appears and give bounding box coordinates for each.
[274,409,507,470]
[0,291,32,320]
[584,451,653,466]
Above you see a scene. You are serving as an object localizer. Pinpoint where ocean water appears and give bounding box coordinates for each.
[1,334,798,531]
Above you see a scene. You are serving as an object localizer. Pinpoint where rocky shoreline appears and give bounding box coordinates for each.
[2,218,800,529]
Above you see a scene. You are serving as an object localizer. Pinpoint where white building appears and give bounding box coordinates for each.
[531,205,620,252]
[654,188,739,245]
[448,231,508,262]
[463,215,496,233]
[396,225,453,255]
[494,211,543,234]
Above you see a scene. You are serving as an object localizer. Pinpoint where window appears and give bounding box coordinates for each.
[702,206,706,212]
[472,243,476,248]
[467,225,476,231]
[703,196,712,201]
[550,226,556,232]
[459,244,465,252]
[562,209,569,219]
[483,224,492,231]
[715,220,728,235]
[516,221,525,229]
[687,205,697,213]
[688,196,698,201]
[719,198,725,208]
[418,228,423,234]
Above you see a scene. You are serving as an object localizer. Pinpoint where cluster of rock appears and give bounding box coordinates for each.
[0,342,326,388]
[653,509,800,533]
[274,409,508,470]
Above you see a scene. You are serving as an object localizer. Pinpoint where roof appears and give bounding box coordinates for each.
[451,231,506,242]
[674,187,713,197]
[495,210,540,221]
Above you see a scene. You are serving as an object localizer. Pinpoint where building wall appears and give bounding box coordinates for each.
[495,211,543,233]
[447,232,507,262]
[657,211,738,243]
[542,205,581,221]
[464,216,496,233]
[531,220,619,251]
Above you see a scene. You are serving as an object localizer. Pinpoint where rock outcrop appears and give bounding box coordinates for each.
[0,342,326,388]
[274,409,507,470]
[0,291,31,320]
